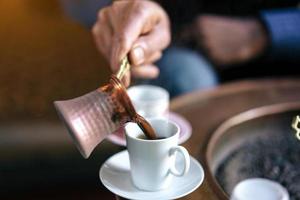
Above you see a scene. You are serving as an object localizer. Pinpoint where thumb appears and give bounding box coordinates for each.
[130,46,145,66]
[129,24,170,66]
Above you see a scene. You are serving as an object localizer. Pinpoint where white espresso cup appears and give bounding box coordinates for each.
[127,85,169,118]
[125,118,190,191]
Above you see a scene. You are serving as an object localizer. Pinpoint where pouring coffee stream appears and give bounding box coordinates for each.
[54,57,157,159]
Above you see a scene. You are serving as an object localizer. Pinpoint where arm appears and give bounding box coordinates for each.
[260,8,300,60]
[194,15,268,65]
[192,9,300,66]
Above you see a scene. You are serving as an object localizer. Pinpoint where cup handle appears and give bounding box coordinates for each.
[168,146,190,177]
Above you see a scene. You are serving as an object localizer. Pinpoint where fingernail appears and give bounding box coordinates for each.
[132,47,144,65]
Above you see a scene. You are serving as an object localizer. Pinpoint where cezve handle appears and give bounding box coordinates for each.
[116,57,131,80]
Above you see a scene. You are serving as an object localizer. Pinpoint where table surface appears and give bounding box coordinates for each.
[116,78,300,200]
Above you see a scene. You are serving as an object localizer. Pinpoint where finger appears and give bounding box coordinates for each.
[122,72,131,87]
[129,50,162,66]
[129,22,170,66]
[92,9,113,62]
[92,23,112,61]
[146,51,162,64]
[110,3,163,70]
[98,8,114,39]
[131,64,159,79]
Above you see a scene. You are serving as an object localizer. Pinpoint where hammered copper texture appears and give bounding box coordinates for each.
[54,90,121,158]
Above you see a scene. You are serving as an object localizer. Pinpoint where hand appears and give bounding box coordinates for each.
[92,0,171,86]
[196,15,268,66]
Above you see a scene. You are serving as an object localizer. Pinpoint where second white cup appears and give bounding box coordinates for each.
[127,85,169,118]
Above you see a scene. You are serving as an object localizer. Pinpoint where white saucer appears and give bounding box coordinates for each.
[100,150,204,200]
[107,112,192,146]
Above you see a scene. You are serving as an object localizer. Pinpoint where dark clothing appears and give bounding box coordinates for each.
[261,8,300,60]
[158,0,300,61]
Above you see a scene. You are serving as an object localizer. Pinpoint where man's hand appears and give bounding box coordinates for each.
[196,15,268,66]
[92,0,171,86]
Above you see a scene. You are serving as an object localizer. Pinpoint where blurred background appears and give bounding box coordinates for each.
[1,0,300,199]
[0,0,119,199]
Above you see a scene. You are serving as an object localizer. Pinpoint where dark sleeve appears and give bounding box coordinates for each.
[156,0,199,34]
[260,8,300,60]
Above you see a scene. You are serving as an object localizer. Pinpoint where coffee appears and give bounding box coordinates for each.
[135,114,157,140]
[137,134,166,140]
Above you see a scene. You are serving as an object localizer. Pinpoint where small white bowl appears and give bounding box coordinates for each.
[231,178,289,200]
